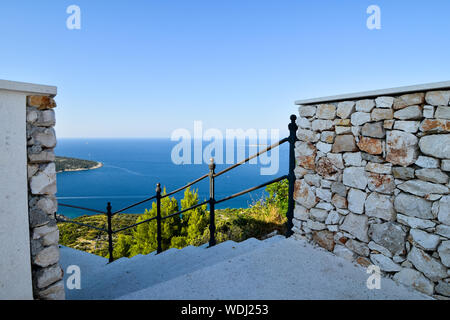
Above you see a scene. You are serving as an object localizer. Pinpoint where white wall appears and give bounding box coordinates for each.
[0,80,57,300]
[0,90,32,299]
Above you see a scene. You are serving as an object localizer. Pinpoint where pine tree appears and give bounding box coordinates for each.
[118,187,210,257]
[129,187,180,255]
[113,234,133,258]
[180,187,208,245]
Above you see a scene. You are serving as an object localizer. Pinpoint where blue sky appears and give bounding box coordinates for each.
[0,0,449,138]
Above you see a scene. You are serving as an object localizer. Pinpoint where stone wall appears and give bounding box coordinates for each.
[26,96,64,300]
[293,86,450,298]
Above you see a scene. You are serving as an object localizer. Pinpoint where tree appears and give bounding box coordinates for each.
[113,234,133,258]
[129,187,180,256]
[180,187,208,245]
[265,178,288,214]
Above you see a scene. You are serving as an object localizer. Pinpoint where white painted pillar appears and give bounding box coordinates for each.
[0,80,57,300]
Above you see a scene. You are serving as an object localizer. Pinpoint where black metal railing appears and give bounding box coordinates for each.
[56,115,299,262]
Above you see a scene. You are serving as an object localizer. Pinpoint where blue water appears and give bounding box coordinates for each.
[55,139,289,218]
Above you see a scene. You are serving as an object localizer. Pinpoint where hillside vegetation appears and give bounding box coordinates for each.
[58,180,288,259]
[55,156,102,173]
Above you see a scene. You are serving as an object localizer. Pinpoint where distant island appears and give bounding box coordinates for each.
[55,156,103,173]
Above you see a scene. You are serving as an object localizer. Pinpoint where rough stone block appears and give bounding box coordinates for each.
[27,96,57,110]
[386,130,418,167]
[332,135,357,153]
[357,137,383,155]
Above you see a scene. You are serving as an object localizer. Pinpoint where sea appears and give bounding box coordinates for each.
[55,139,289,218]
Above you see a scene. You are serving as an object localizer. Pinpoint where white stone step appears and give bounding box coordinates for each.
[59,245,108,275]
[63,237,279,300]
[118,238,432,300]
[263,235,286,244]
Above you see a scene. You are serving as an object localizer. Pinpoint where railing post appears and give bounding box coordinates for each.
[286,114,298,238]
[106,202,114,263]
[208,158,216,247]
[156,183,163,254]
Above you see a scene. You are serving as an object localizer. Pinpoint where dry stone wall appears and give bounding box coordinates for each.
[26,96,64,300]
[294,89,450,299]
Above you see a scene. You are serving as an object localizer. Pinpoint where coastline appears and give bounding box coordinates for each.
[56,162,103,174]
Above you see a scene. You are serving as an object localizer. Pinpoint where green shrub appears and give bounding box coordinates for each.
[58,180,288,259]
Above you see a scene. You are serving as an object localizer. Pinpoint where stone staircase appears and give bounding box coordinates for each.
[59,236,431,300]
